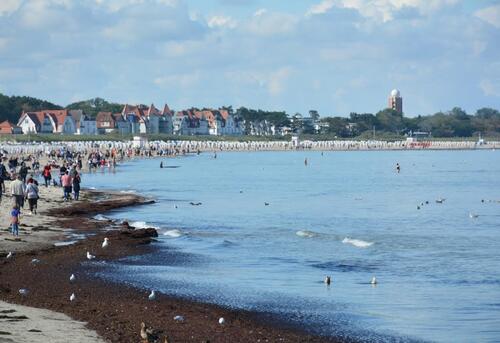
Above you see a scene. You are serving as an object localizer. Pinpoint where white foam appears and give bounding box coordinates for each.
[296,230,317,238]
[342,237,374,248]
[93,214,110,221]
[129,221,159,230]
[163,229,183,238]
[119,190,136,194]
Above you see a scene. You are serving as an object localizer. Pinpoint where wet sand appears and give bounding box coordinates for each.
[0,191,345,342]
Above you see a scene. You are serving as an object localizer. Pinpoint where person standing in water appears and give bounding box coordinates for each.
[304,158,308,166]
[396,163,401,173]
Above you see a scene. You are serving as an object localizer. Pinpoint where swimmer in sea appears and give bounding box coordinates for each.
[396,163,400,173]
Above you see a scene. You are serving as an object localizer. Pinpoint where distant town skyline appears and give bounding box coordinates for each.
[0,0,499,117]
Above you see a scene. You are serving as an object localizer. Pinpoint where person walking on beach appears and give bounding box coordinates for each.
[25,178,39,215]
[10,175,25,209]
[72,171,81,201]
[19,162,30,183]
[43,164,52,187]
[61,171,72,201]
[59,164,67,186]
[10,205,20,237]
[0,161,9,194]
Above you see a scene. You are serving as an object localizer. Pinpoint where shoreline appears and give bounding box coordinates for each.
[0,190,344,342]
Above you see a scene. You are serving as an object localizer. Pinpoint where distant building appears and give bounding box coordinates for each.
[17,109,79,134]
[388,89,403,114]
[95,104,173,135]
[0,121,22,134]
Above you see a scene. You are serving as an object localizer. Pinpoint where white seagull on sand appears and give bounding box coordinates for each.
[102,237,109,248]
[6,252,13,259]
[86,251,96,260]
[218,317,225,325]
[70,293,76,302]
[19,288,29,296]
[69,274,76,282]
[31,258,40,264]
[148,290,156,301]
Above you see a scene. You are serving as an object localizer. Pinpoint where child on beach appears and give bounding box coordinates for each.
[10,205,20,236]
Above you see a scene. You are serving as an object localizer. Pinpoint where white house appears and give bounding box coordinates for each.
[17,110,77,134]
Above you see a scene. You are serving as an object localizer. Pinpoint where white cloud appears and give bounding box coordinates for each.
[480,79,500,97]
[253,8,267,17]
[207,15,237,29]
[306,0,334,17]
[307,0,458,22]
[0,0,22,16]
[244,11,298,35]
[475,4,500,28]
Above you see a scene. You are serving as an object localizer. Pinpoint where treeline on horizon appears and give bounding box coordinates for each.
[0,93,499,138]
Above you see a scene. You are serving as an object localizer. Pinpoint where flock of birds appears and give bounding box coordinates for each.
[415,197,481,219]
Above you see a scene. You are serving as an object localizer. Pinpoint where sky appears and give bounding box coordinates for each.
[0,0,499,117]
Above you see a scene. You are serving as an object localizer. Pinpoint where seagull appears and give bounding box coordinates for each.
[102,237,109,248]
[264,202,270,206]
[86,251,96,260]
[469,212,479,219]
[417,205,421,210]
[70,293,76,302]
[324,276,331,285]
[31,258,40,264]
[148,290,156,301]
[370,276,377,285]
[19,288,29,296]
[436,198,445,204]
[218,317,225,325]
[6,252,13,259]
[173,315,185,322]
[69,274,76,282]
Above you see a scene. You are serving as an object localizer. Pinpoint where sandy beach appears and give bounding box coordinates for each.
[0,180,341,342]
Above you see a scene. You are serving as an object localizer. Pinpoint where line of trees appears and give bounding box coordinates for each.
[1,93,499,137]
[319,107,500,138]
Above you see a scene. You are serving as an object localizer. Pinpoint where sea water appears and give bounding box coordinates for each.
[84,150,500,343]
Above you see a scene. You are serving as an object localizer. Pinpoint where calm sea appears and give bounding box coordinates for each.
[84,150,500,343]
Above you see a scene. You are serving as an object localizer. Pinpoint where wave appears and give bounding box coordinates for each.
[163,229,183,238]
[130,221,160,230]
[342,237,373,248]
[93,214,110,221]
[296,230,317,238]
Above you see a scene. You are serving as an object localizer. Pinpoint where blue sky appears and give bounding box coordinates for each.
[0,0,499,117]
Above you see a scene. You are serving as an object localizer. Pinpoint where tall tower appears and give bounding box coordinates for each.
[388,89,403,114]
